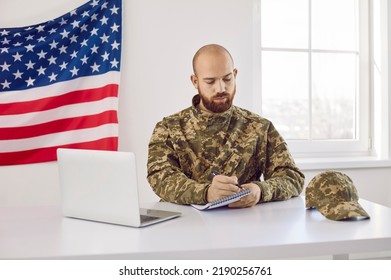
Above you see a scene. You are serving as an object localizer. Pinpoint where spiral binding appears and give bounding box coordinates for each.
[210,188,251,206]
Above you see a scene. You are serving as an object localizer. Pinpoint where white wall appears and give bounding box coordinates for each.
[0,0,390,207]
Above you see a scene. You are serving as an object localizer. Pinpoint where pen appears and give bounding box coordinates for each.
[210,169,243,189]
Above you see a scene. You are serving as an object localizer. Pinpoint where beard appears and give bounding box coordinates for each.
[198,87,236,113]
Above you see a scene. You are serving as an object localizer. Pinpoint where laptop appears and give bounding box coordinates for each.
[57,148,181,227]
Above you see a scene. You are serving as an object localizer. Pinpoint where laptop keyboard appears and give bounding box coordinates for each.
[140,214,160,223]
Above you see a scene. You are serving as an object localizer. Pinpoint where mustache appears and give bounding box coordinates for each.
[213,92,229,98]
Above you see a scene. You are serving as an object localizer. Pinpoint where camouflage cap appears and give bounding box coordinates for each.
[305,170,370,221]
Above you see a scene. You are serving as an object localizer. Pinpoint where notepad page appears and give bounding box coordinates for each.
[191,188,250,210]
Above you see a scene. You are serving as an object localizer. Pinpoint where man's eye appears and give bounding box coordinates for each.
[223,78,231,82]
[205,80,214,85]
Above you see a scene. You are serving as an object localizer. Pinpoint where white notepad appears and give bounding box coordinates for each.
[191,188,251,210]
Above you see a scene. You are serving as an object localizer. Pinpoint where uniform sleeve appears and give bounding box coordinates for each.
[147,120,209,205]
[254,123,305,202]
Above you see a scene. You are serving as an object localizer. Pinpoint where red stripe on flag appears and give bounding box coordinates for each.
[0,138,118,165]
[0,84,118,115]
[0,111,118,140]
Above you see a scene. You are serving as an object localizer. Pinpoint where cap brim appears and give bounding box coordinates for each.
[317,200,370,221]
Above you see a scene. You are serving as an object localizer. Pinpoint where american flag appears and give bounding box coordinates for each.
[0,0,121,165]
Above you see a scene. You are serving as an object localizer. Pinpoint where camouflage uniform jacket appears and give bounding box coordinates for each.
[147,95,305,205]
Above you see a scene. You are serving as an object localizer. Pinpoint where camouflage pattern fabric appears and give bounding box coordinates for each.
[147,95,305,205]
[305,170,370,221]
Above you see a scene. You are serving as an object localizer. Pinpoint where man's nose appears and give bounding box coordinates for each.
[216,79,226,93]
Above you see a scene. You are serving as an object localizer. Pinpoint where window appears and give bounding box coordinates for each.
[256,0,371,158]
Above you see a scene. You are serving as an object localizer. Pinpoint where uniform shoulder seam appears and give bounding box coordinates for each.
[234,106,271,124]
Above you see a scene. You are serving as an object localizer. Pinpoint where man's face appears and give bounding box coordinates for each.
[191,52,237,113]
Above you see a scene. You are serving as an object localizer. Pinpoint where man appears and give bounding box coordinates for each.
[147,44,304,208]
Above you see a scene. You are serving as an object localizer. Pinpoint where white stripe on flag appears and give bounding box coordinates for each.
[0,71,121,104]
[0,97,118,128]
[0,123,119,153]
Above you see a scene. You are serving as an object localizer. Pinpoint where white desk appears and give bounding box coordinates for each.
[1,197,391,259]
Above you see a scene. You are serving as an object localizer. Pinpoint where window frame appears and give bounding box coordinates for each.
[252,0,391,169]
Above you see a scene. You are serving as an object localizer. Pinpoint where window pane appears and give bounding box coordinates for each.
[261,0,308,49]
[262,51,309,139]
[312,0,358,50]
[311,53,357,140]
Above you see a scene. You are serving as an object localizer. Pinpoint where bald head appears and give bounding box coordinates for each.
[192,44,234,75]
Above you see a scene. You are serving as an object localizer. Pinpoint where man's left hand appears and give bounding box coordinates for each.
[228,183,261,208]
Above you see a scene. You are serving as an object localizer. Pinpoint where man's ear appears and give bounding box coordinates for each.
[233,68,238,78]
[190,74,198,89]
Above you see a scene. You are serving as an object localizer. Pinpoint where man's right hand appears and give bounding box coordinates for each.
[206,174,241,202]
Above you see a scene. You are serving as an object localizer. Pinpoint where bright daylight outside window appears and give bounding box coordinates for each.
[259,0,370,157]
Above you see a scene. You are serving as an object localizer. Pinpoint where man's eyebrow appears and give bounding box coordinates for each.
[202,72,232,81]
